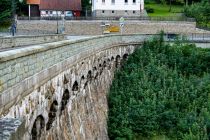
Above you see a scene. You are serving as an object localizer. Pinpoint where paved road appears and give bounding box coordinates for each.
[66,35,95,41]
[0,34,210,53]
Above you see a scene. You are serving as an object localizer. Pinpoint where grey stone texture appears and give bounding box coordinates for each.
[16,20,210,36]
[0,34,139,139]
[0,34,65,50]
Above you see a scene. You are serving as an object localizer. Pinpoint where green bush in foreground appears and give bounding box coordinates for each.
[108,35,210,140]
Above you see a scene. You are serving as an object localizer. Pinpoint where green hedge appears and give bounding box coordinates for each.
[108,34,210,140]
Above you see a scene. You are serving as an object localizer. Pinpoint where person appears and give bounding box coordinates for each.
[11,23,16,36]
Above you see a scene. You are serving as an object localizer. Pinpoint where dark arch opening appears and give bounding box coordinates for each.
[115,55,121,68]
[31,115,45,140]
[93,66,99,79]
[84,81,88,89]
[111,56,114,61]
[87,70,92,81]
[103,61,107,68]
[46,100,58,130]
[81,75,85,80]
[61,89,70,112]
[63,74,69,84]
[123,54,128,60]
[72,81,79,91]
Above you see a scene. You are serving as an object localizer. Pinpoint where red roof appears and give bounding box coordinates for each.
[39,0,81,11]
[27,0,40,4]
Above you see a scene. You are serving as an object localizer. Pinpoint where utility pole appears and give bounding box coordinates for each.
[12,0,16,36]
[57,11,59,34]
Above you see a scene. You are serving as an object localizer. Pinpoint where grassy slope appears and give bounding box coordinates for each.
[145,3,184,17]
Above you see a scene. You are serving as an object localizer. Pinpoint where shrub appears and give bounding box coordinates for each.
[145,7,154,13]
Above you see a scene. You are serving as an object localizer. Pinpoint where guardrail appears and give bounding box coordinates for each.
[164,33,210,42]
[17,16,195,22]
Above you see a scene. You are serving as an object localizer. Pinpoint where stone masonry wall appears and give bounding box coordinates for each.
[3,45,135,140]
[0,34,147,140]
[0,34,65,50]
[16,20,203,35]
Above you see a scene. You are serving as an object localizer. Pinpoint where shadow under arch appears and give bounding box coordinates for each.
[61,89,70,112]
[123,53,128,60]
[72,81,79,91]
[46,100,58,130]
[31,115,45,140]
[87,70,92,81]
[115,55,121,68]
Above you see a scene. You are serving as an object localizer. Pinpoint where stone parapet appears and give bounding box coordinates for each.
[0,34,65,50]
[16,20,201,35]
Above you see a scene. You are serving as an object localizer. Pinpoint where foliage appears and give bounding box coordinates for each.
[0,0,27,25]
[108,34,210,140]
[184,0,210,27]
[81,0,91,9]
[145,3,183,17]
[145,7,154,13]
[0,0,12,21]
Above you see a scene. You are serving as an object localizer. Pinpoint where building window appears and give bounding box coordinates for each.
[133,11,136,14]
[125,10,128,13]
[112,0,115,4]
[102,10,105,13]
[125,0,128,3]
[112,10,115,13]
[102,0,105,3]
[133,0,136,3]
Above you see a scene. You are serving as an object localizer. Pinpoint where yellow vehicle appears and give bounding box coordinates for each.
[104,25,120,34]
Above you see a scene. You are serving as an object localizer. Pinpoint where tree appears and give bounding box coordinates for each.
[0,0,12,21]
[184,0,210,27]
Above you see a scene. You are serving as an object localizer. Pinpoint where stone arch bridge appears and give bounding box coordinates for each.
[0,34,149,140]
[0,34,209,140]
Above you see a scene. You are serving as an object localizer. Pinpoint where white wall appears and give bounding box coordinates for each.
[92,0,144,11]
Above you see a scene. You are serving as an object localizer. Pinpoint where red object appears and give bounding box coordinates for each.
[27,0,40,4]
[73,11,80,17]
[39,0,81,11]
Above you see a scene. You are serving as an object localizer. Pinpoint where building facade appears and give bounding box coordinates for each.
[92,0,144,17]
[26,0,81,17]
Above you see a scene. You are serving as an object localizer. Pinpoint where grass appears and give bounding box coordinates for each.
[0,20,11,32]
[145,3,184,17]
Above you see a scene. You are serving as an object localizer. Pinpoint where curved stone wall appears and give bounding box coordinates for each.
[0,34,145,140]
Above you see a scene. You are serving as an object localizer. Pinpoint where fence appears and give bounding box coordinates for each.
[17,16,195,22]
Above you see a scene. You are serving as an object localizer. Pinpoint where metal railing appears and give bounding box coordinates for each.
[17,16,195,22]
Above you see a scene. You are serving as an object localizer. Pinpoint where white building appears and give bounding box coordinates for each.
[92,0,144,17]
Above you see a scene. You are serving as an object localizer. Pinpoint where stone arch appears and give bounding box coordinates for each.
[107,58,111,70]
[87,70,92,81]
[61,89,70,112]
[31,115,45,140]
[81,75,85,80]
[103,61,107,68]
[123,53,128,60]
[72,81,79,91]
[99,63,103,75]
[63,74,69,84]
[111,56,114,61]
[93,66,99,79]
[115,55,121,68]
[46,100,58,130]
[84,81,88,89]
